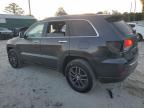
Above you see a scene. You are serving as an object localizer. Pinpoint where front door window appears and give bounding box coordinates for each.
[26,23,44,38]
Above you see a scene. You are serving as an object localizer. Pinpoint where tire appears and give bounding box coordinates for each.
[8,49,23,68]
[65,59,96,93]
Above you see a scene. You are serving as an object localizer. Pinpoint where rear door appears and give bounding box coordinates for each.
[40,21,69,69]
[68,20,98,56]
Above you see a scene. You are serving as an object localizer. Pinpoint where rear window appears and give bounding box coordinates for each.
[112,20,133,35]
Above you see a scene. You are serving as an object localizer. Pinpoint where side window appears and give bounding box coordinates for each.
[26,23,44,38]
[69,20,96,36]
[46,21,66,37]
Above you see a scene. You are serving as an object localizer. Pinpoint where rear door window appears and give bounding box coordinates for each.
[69,20,97,36]
[46,21,67,37]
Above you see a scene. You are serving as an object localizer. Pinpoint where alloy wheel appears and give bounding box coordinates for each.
[68,66,89,89]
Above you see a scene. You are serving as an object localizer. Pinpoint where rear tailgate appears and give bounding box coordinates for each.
[106,15,138,61]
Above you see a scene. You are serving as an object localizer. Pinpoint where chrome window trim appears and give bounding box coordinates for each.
[46,19,100,37]
[41,36,98,38]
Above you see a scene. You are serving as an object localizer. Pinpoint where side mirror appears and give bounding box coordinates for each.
[19,32,27,39]
[19,32,24,38]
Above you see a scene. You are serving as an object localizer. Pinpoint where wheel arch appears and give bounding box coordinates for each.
[7,47,14,52]
[137,33,143,39]
[58,53,98,78]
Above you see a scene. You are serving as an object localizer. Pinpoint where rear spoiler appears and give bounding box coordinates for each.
[106,15,123,22]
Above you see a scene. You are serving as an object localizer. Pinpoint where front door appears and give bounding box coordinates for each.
[19,22,45,63]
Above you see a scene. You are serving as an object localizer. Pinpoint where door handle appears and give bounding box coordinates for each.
[58,40,67,43]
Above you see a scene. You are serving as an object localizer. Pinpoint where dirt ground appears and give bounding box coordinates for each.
[0,40,144,108]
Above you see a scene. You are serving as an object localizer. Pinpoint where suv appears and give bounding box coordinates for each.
[7,14,138,93]
[128,22,144,41]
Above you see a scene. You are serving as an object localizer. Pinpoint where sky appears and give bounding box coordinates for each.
[0,0,142,19]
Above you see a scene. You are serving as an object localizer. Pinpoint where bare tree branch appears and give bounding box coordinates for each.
[4,3,24,15]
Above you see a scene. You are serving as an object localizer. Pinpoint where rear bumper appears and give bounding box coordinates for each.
[95,57,138,83]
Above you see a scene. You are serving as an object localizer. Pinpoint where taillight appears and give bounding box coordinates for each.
[106,39,133,55]
[124,39,133,48]
[106,41,123,54]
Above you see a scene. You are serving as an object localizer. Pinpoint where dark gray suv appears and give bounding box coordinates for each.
[7,14,138,93]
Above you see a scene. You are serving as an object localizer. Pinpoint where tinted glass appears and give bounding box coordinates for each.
[26,23,44,38]
[46,21,66,37]
[112,20,133,35]
[70,20,96,36]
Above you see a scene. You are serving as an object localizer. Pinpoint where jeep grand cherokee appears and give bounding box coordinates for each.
[7,14,138,93]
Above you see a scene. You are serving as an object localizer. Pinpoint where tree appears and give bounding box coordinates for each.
[97,11,110,15]
[103,11,110,15]
[141,0,144,13]
[140,0,144,20]
[112,10,121,15]
[97,11,104,14]
[122,12,143,21]
[55,7,67,16]
[4,3,24,15]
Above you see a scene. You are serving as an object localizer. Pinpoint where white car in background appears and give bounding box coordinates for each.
[127,22,144,41]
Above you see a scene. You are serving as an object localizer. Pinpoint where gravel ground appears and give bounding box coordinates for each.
[0,40,144,108]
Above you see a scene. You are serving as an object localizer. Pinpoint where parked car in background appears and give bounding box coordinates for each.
[127,22,144,41]
[7,14,138,93]
[0,14,36,38]
[0,27,13,40]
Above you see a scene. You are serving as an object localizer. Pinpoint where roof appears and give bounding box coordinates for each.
[43,14,111,21]
[0,14,35,19]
